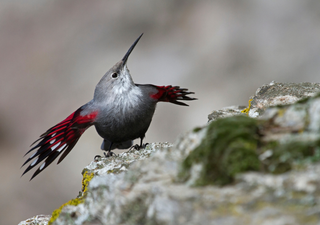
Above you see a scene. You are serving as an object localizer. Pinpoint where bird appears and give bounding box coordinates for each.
[21,33,197,180]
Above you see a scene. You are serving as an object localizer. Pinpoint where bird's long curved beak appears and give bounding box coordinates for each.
[122,33,143,65]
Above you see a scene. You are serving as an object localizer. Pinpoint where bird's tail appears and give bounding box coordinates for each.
[21,107,97,180]
[153,85,197,106]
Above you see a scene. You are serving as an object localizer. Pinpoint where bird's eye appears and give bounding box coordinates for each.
[111,73,118,78]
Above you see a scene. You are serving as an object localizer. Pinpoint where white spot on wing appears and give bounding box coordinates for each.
[40,162,46,170]
[50,139,56,144]
[51,142,61,151]
[30,158,38,166]
[57,143,67,152]
[30,151,37,158]
[52,133,56,137]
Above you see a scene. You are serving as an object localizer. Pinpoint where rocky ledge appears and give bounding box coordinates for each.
[20,82,320,225]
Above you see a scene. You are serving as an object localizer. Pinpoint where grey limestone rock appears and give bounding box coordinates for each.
[208,105,246,122]
[18,215,51,225]
[247,81,320,118]
[208,81,320,122]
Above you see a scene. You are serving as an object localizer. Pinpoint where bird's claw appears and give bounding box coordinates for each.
[104,151,116,157]
[127,143,149,152]
[140,142,149,149]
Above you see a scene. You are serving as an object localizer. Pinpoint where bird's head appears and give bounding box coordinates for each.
[94,33,143,100]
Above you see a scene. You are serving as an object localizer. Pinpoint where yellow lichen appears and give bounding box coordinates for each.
[241,99,253,115]
[81,171,95,194]
[48,171,94,224]
[48,198,84,224]
[107,169,114,174]
[277,108,286,117]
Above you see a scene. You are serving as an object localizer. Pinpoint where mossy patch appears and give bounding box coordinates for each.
[48,171,94,224]
[179,112,320,187]
[193,127,203,133]
[260,139,320,173]
[179,115,261,186]
[119,195,149,225]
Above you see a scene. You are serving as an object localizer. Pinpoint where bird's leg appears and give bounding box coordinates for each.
[103,142,115,157]
[138,137,149,149]
[94,140,115,159]
[128,137,148,151]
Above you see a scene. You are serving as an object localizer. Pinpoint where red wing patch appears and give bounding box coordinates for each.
[150,85,197,106]
[22,107,97,180]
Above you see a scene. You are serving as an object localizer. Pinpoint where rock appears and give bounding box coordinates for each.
[18,215,51,225]
[19,82,320,225]
[208,81,320,121]
[208,105,246,122]
[247,81,320,118]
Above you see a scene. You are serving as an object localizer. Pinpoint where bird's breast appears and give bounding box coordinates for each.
[93,89,156,141]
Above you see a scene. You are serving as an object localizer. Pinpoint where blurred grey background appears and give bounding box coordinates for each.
[1,0,320,224]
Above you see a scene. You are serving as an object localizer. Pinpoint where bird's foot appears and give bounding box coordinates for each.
[140,142,149,149]
[128,143,149,152]
[94,155,102,161]
[104,151,116,158]
[94,152,116,160]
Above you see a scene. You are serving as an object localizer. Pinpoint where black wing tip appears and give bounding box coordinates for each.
[179,94,198,102]
[20,171,34,182]
[21,153,58,181]
[29,169,42,181]
[21,160,30,169]
[184,97,198,101]
[171,100,189,106]
[21,162,46,181]
[21,165,33,178]
[168,86,197,106]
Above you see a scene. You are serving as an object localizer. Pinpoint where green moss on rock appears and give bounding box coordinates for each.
[260,139,320,173]
[179,115,261,186]
[180,105,320,187]
[119,195,149,225]
[193,127,203,133]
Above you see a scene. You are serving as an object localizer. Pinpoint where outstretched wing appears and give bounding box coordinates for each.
[22,106,98,180]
